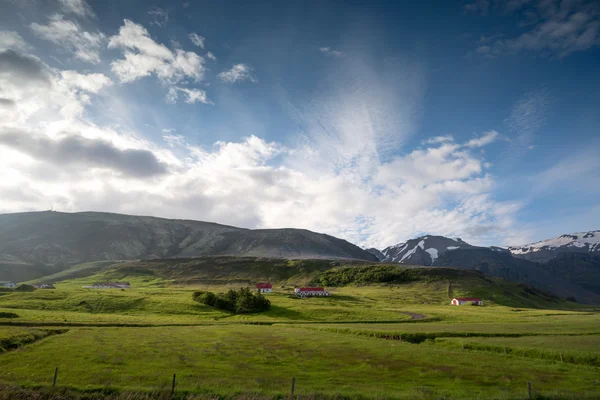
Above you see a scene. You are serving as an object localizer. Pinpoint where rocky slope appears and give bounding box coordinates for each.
[0,211,377,281]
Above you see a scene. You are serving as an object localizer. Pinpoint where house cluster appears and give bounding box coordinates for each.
[451,297,483,306]
[255,283,273,293]
[82,282,131,289]
[0,281,17,289]
[254,283,331,298]
[32,283,55,289]
[294,287,330,297]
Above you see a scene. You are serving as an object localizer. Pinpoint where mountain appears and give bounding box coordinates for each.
[434,247,600,304]
[377,235,476,265]
[372,232,600,304]
[0,211,377,281]
[508,230,600,262]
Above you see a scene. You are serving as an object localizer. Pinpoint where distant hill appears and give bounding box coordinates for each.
[508,230,600,262]
[370,232,600,304]
[0,211,377,281]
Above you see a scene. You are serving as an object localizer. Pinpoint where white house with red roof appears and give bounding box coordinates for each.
[256,283,273,293]
[451,297,483,306]
[294,287,330,297]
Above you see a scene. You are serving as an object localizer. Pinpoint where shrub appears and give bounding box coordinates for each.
[0,312,19,319]
[192,287,270,314]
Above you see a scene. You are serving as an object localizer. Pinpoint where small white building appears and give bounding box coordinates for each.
[256,283,273,293]
[82,281,130,289]
[451,297,483,306]
[0,281,16,288]
[294,287,330,297]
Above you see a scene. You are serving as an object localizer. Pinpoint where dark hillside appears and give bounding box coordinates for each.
[0,211,377,282]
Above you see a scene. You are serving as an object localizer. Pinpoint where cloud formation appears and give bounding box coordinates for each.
[319,47,344,57]
[58,0,94,17]
[465,130,499,147]
[505,88,550,154]
[0,129,168,178]
[108,20,206,83]
[0,31,31,52]
[188,33,205,48]
[148,8,169,27]
[218,63,257,83]
[166,86,212,104]
[472,0,600,58]
[30,14,105,64]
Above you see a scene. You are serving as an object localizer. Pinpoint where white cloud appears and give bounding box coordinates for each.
[0,31,32,52]
[30,14,105,64]
[148,8,169,27]
[165,86,211,104]
[165,87,178,104]
[206,51,216,61]
[472,0,600,57]
[177,87,212,104]
[188,33,205,48]
[0,42,521,250]
[60,70,112,93]
[423,135,454,145]
[58,0,94,17]
[108,20,206,83]
[465,130,499,147]
[319,47,344,57]
[218,63,257,83]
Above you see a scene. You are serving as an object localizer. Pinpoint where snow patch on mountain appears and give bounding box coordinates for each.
[425,248,438,263]
[401,240,425,262]
[509,231,600,255]
[447,246,460,250]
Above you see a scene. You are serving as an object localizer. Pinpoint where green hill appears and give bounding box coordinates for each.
[24,257,578,310]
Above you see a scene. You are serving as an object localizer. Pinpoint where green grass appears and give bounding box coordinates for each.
[1,259,599,398]
[1,325,600,399]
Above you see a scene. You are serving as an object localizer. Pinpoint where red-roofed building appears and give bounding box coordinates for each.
[294,287,330,297]
[256,283,273,293]
[451,297,483,306]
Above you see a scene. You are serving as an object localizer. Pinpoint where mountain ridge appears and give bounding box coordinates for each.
[0,211,377,282]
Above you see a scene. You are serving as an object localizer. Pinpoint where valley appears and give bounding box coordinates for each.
[1,257,599,399]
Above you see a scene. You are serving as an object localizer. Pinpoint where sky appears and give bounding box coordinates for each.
[0,0,599,249]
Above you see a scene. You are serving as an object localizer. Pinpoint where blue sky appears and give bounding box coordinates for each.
[0,0,598,248]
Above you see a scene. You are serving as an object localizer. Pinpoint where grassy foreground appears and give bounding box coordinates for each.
[0,259,599,398]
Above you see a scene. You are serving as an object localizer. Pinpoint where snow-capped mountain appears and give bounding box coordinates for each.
[508,230,600,262]
[377,235,477,265]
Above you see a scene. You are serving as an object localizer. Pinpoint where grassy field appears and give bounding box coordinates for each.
[0,259,599,398]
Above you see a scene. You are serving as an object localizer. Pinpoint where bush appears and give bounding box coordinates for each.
[0,312,19,319]
[192,287,271,314]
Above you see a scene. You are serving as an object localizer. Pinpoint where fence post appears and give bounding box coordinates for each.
[560,352,563,363]
[171,373,176,395]
[528,381,532,399]
[52,367,58,387]
[504,347,507,354]
[291,376,296,398]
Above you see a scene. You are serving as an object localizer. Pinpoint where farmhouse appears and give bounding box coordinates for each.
[294,287,330,297]
[82,281,131,289]
[256,283,273,293]
[32,283,55,289]
[451,297,483,306]
[0,281,16,288]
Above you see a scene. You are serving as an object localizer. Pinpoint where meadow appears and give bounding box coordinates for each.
[0,260,599,399]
